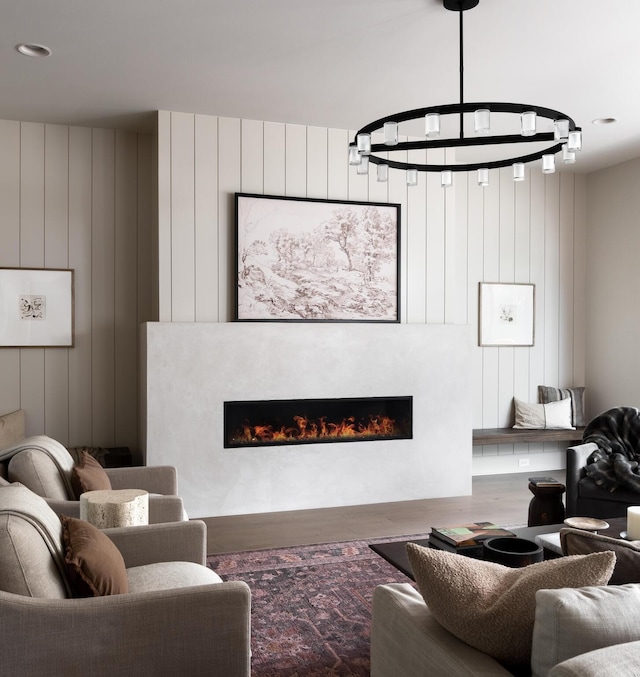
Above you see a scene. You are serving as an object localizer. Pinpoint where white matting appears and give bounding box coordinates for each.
[141,322,473,518]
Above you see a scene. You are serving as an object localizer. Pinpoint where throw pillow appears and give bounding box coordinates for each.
[538,386,586,427]
[531,584,640,677]
[60,514,128,597]
[406,543,615,669]
[513,397,575,430]
[70,450,112,498]
[560,527,640,585]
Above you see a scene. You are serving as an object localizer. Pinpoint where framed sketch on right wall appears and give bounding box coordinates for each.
[478,282,535,346]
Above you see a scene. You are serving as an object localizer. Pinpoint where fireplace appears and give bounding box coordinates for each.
[224,396,413,448]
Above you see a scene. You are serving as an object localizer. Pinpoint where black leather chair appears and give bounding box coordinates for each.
[566,442,640,518]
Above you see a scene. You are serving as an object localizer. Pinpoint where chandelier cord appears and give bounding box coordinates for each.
[458,5,464,139]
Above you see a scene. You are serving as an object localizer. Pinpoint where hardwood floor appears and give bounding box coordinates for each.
[203,469,565,555]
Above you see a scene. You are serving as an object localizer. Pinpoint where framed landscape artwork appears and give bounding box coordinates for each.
[235,193,401,322]
[0,268,74,347]
[478,282,535,346]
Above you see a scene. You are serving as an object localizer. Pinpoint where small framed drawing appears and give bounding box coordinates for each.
[478,282,534,347]
[0,268,74,347]
[235,193,401,322]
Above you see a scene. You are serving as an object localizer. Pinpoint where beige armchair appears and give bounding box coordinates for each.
[0,483,251,677]
[0,411,186,523]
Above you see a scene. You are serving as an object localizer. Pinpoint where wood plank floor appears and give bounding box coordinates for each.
[203,469,565,555]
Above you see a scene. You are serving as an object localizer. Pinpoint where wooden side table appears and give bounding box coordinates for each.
[80,489,149,528]
[528,482,566,527]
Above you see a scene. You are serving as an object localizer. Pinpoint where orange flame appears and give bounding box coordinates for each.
[232,413,397,445]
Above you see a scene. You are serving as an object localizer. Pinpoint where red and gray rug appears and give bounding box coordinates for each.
[207,536,418,676]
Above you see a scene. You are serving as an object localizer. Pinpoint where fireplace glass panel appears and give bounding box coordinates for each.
[224,396,412,448]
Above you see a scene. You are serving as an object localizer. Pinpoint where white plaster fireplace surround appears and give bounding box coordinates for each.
[142,322,473,518]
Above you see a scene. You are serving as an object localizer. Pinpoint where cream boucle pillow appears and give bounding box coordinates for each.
[406,543,615,669]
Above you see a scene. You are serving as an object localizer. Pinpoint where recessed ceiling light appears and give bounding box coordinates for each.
[16,43,52,58]
[592,117,618,125]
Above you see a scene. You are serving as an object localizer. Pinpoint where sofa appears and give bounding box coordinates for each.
[371,582,640,677]
[371,541,640,677]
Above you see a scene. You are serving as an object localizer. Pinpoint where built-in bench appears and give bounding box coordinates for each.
[472,427,585,446]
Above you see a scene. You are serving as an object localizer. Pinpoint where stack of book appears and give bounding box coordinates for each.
[429,522,516,558]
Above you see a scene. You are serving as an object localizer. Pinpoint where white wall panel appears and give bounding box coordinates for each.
[194,115,219,322]
[0,119,152,459]
[156,112,587,477]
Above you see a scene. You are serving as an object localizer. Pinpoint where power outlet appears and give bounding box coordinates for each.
[518,457,530,468]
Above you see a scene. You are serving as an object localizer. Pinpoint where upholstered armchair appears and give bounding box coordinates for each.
[566,407,640,519]
[0,410,186,523]
[0,483,251,677]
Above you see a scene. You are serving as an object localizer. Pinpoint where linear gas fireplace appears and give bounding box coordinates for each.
[224,396,412,448]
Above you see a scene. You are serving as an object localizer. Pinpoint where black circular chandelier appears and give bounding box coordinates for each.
[349,0,582,187]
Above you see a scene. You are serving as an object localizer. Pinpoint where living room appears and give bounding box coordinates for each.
[2,1,640,675]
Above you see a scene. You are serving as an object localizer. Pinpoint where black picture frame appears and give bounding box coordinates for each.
[235,193,401,322]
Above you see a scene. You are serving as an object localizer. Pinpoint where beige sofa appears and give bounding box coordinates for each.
[371,582,640,677]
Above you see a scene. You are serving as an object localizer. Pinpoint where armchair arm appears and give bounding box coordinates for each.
[104,519,207,567]
[0,582,251,677]
[105,466,178,495]
[566,442,599,517]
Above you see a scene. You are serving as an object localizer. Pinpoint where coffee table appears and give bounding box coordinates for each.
[371,518,629,579]
[370,523,565,580]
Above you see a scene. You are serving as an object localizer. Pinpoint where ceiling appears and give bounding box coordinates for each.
[2,0,638,174]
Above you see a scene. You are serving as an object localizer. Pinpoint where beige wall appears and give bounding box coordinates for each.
[157,110,588,475]
[586,157,640,415]
[0,120,155,459]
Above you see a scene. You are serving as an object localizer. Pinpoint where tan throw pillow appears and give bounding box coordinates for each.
[406,543,615,669]
[71,450,112,498]
[60,514,128,597]
[513,397,575,430]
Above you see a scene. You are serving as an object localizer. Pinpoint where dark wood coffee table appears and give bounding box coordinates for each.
[371,518,628,580]
[370,524,565,580]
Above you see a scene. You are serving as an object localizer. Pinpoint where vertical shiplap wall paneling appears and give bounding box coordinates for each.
[498,168,515,435]
[468,174,484,435]
[157,111,172,321]
[445,162,467,326]
[242,119,264,194]
[406,149,427,324]
[425,150,446,324]
[264,122,286,197]
[512,170,532,456]
[386,138,408,321]
[558,173,575,387]
[218,118,241,321]
[195,115,219,322]
[20,123,46,434]
[0,119,149,451]
[528,169,546,402]
[137,133,156,326]
[285,124,307,198]
[114,131,139,448]
[0,120,21,416]
[68,127,93,445]
[44,125,70,443]
[91,129,116,445]
[155,111,586,475]
[327,129,348,202]
[481,167,500,443]
[573,175,587,388]
[543,175,561,387]
[170,113,196,322]
[307,126,328,199]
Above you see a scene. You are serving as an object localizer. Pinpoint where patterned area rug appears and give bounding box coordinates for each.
[207,535,421,676]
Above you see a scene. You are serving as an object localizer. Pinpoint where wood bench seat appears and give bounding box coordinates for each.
[472,427,585,446]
